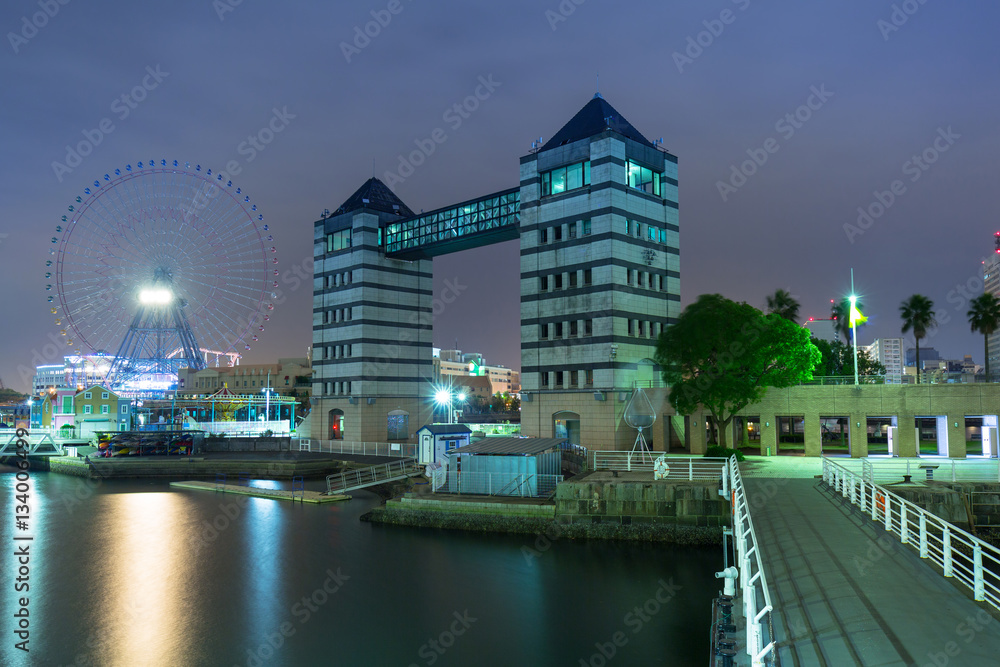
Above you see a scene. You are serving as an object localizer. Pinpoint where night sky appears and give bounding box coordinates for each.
[1,0,998,392]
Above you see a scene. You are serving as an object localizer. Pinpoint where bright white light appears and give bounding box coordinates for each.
[457,393,466,402]
[434,389,452,405]
[139,288,173,305]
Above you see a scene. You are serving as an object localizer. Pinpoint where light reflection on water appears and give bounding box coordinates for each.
[0,472,717,666]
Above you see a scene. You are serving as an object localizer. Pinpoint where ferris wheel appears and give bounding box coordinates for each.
[47,160,277,385]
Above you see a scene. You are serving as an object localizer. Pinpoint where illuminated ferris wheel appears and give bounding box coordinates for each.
[47,160,278,388]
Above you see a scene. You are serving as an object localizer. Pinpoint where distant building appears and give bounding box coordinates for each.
[177,358,312,396]
[865,338,904,384]
[804,318,838,343]
[432,348,520,396]
[985,253,1000,382]
[73,385,132,436]
[905,347,940,367]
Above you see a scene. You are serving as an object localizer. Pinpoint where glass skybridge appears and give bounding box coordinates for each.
[382,187,520,260]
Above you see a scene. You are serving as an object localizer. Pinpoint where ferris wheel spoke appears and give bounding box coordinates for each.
[51,162,274,372]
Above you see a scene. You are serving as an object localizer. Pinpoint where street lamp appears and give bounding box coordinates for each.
[434,388,465,424]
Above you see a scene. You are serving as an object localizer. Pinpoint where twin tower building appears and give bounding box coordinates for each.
[312,94,681,450]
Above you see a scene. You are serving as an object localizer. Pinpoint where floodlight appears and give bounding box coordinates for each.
[434,389,452,405]
[139,288,173,305]
[457,393,466,402]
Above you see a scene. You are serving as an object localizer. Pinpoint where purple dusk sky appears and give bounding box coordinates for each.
[1,0,998,391]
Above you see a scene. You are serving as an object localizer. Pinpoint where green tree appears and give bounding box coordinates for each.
[968,293,1000,381]
[655,294,821,448]
[811,338,886,381]
[900,294,936,383]
[766,289,800,322]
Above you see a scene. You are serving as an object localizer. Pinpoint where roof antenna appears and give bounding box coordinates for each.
[594,71,602,99]
[372,158,376,179]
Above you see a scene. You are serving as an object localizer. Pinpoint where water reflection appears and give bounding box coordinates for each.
[101,492,193,666]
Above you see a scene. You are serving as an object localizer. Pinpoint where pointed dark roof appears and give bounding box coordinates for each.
[334,177,414,217]
[542,94,655,150]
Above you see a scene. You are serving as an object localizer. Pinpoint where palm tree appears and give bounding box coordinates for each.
[766,289,800,322]
[830,297,862,344]
[968,293,1000,381]
[900,294,936,384]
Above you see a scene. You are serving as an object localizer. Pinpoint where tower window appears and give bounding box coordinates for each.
[554,225,562,241]
[582,219,591,235]
[540,228,548,243]
[326,228,352,253]
[541,160,591,196]
[626,160,662,196]
[584,269,592,286]
[540,276,548,291]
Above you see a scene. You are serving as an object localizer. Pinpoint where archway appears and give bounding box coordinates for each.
[329,409,344,440]
[553,411,581,446]
[388,409,409,441]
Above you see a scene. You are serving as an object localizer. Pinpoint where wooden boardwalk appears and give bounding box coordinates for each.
[170,480,349,504]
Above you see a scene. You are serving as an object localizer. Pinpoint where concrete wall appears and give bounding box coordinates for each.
[523,383,1000,457]
[555,477,727,526]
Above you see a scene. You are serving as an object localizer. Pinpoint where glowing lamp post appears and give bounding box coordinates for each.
[434,388,466,424]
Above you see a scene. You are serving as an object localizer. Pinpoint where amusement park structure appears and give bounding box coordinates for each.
[48,160,275,395]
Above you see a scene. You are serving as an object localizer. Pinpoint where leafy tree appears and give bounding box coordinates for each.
[968,293,1000,380]
[766,289,800,322]
[811,338,886,381]
[830,297,864,344]
[655,294,821,449]
[900,294,936,383]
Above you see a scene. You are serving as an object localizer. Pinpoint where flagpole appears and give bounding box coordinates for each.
[851,268,859,386]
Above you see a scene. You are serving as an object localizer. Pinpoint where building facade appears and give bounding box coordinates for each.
[866,337,904,384]
[310,94,678,447]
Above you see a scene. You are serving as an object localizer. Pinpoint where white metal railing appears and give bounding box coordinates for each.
[431,471,563,497]
[325,458,419,494]
[192,420,290,436]
[592,452,728,479]
[861,457,1000,484]
[726,456,777,665]
[824,457,1000,612]
[296,439,417,458]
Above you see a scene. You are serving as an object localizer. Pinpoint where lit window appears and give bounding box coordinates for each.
[541,161,591,196]
[326,228,352,253]
[626,160,662,196]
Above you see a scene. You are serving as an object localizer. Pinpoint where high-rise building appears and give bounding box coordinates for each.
[311,94,678,447]
[865,338,904,384]
[985,253,1000,382]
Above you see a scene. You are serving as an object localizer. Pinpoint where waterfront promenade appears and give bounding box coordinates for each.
[743,456,1000,666]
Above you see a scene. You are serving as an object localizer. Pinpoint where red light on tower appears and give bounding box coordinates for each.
[995,232,1000,254]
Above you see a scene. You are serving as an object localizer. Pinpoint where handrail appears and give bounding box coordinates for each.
[591,452,728,477]
[727,456,777,665]
[325,457,418,494]
[860,457,1000,484]
[823,457,1000,612]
